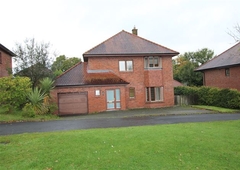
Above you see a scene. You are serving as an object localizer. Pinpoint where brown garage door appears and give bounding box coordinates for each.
[58,92,88,115]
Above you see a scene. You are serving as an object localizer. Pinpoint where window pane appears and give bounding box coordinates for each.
[119,61,125,71]
[127,61,133,71]
[149,57,153,67]
[146,87,149,101]
[154,57,159,67]
[115,89,120,101]
[116,102,121,108]
[150,87,155,101]
[129,88,135,98]
[155,87,160,100]
[144,58,148,68]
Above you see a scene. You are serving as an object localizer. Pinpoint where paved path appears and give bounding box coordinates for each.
[1,107,240,135]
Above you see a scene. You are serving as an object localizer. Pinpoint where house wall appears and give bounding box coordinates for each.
[0,51,12,77]
[88,56,174,110]
[52,85,127,114]
[204,66,240,91]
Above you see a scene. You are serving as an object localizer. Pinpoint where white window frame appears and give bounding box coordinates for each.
[144,56,162,69]
[146,87,163,102]
[119,60,133,71]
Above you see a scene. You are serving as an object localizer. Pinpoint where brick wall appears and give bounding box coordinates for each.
[52,85,127,114]
[204,66,240,91]
[88,55,174,109]
[0,51,12,77]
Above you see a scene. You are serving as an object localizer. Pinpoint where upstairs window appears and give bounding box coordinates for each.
[144,56,162,69]
[146,87,163,102]
[225,68,230,77]
[0,52,2,64]
[119,60,133,71]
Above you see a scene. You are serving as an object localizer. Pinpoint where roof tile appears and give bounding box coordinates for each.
[83,30,179,58]
[196,42,240,71]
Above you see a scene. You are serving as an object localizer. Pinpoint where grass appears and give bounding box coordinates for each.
[0,107,58,123]
[1,120,240,169]
[191,105,240,113]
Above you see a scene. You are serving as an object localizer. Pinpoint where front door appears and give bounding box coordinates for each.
[106,89,121,110]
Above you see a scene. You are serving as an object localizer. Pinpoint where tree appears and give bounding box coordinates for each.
[51,55,80,77]
[228,23,240,42]
[13,38,53,87]
[173,48,214,86]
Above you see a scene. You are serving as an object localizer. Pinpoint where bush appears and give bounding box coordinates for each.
[0,76,32,112]
[174,86,240,109]
[22,103,35,117]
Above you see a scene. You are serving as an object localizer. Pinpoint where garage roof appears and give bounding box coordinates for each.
[55,62,129,86]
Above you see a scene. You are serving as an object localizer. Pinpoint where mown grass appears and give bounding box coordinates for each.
[191,105,240,113]
[1,120,240,170]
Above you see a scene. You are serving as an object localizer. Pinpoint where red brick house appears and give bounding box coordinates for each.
[0,44,16,77]
[195,42,240,90]
[53,28,179,115]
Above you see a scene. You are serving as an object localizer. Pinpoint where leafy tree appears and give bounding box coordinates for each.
[173,48,214,86]
[0,76,31,112]
[13,38,53,87]
[51,55,80,77]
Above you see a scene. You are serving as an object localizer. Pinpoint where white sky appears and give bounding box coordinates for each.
[1,0,240,62]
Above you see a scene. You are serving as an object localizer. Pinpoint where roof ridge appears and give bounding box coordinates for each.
[123,30,179,54]
[55,61,82,79]
[83,30,125,55]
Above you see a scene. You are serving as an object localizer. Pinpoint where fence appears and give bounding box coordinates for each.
[174,95,198,106]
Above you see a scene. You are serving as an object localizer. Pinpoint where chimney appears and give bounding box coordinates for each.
[132,26,138,35]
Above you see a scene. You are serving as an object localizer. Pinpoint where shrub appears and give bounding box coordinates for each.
[22,103,35,117]
[0,76,31,112]
[174,86,240,109]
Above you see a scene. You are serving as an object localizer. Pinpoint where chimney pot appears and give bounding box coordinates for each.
[132,26,138,35]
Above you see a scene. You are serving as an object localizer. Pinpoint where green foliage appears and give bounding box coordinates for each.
[22,103,35,117]
[173,48,214,86]
[0,76,31,112]
[51,55,80,77]
[27,87,46,115]
[175,86,240,109]
[39,77,54,95]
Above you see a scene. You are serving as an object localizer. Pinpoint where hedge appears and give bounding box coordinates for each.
[174,86,240,109]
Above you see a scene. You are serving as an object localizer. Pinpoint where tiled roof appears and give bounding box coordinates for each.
[55,62,129,86]
[173,80,184,87]
[196,42,240,71]
[83,30,179,60]
[0,44,16,56]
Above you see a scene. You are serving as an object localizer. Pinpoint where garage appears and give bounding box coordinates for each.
[58,92,88,115]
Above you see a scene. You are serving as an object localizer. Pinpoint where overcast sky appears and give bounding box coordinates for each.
[1,0,240,62]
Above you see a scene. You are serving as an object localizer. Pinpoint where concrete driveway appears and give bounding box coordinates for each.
[1,106,240,135]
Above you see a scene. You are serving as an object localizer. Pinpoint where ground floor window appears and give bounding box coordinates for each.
[146,87,163,102]
[129,87,135,98]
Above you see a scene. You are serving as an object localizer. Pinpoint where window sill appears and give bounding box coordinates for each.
[146,100,164,103]
[144,68,162,70]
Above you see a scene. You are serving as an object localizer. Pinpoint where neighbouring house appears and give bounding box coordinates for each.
[173,79,184,87]
[0,44,16,77]
[195,42,240,91]
[53,28,179,115]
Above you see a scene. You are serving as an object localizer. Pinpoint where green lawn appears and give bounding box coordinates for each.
[1,120,240,170]
[191,105,240,113]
